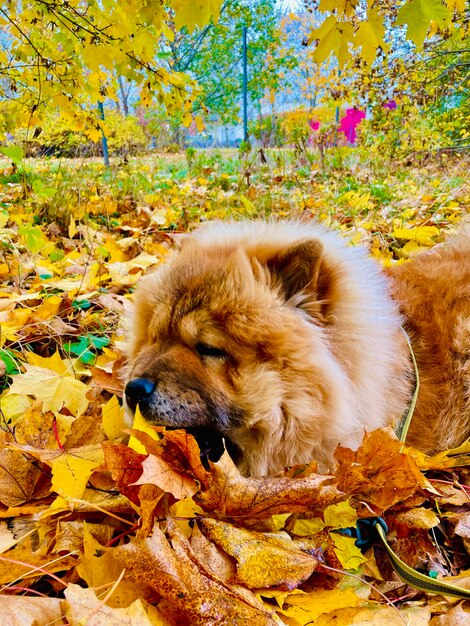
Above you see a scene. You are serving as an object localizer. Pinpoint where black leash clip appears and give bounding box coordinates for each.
[338,516,388,551]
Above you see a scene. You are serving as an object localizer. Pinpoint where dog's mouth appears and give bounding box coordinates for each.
[166,426,241,469]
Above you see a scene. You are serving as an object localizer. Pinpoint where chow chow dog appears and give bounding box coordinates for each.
[124,221,470,476]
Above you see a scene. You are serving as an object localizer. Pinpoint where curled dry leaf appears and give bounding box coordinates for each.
[112,520,276,625]
[199,517,317,589]
[102,442,146,505]
[63,584,164,626]
[0,447,48,507]
[133,451,199,500]
[189,522,236,583]
[195,451,343,518]
[429,603,470,626]
[130,428,210,486]
[0,596,64,626]
[454,512,470,540]
[335,428,430,513]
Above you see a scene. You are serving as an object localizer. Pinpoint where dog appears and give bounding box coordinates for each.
[124,221,470,476]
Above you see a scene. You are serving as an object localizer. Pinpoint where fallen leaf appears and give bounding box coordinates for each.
[102,442,146,505]
[0,447,47,507]
[199,517,317,589]
[196,451,342,518]
[335,429,430,512]
[133,452,198,499]
[331,534,368,569]
[0,596,64,625]
[50,453,103,499]
[63,584,165,626]
[278,587,364,624]
[112,521,276,625]
[396,507,440,529]
[9,363,89,416]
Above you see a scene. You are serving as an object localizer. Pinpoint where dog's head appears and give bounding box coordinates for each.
[124,223,342,476]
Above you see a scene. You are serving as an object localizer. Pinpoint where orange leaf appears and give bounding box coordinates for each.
[335,429,430,513]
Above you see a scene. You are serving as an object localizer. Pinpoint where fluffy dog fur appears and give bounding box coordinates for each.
[124,221,470,476]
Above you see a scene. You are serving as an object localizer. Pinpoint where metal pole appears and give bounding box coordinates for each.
[242,26,248,143]
[334,68,341,147]
[97,101,110,167]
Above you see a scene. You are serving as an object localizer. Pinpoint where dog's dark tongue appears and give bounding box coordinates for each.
[184,427,239,469]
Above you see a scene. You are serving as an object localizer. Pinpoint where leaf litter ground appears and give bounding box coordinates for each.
[0,149,469,625]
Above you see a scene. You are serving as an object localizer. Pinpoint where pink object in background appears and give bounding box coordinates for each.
[339,108,366,144]
[309,119,320,131]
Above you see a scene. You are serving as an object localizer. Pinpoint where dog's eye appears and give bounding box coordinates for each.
[196,343,227,360]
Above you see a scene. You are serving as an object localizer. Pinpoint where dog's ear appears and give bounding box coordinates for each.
[266,239,324,301]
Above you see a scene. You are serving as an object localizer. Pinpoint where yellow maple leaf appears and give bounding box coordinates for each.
[76,523,122,587]
[279,587,363,623]
[395,0,450,48]
[50,453,102,499]
[0,309,31,345]
[33,295,62,322]
[128,405,160,454]
[354,8,388,65]
[171,0,223,32]
[310,16,355,67]
[323,500,358,529]
[9,363,89,416]
[331,534,368,569]
[396,240,430,258]
[0,393,31,423]
[26,350,67,375]
[319,0,358,17]
[392,225,440,245]
[102,395,129,440]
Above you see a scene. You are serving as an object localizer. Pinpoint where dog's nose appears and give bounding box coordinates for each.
[125,378,156,411]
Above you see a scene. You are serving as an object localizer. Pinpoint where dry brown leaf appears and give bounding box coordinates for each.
[335,428,430,513]
[0,535,77,585]
[454,513,470,540]
[130,428,210,487]
[433,483,470,506]
[0,448,48,507]
[189,522,236,583]
[102,442,146,505]
[133,452,198,499]
[313,604,431,625]
[0,596,64,626]
[112,521,276,625]
[62,584,166,626]
[137,483,165,538]
[14,402,69,449]
[430,603,470,626]
[90,363,125,397]
[196,451,342,518]
[395,507,440,529]
[199,517,317,589]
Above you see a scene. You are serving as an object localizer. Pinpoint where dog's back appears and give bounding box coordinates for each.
[388,228,470,452]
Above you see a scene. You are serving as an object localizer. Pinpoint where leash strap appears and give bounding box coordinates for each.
[343,518,470,599]
[374,522,470,599]
[395,327,420,444]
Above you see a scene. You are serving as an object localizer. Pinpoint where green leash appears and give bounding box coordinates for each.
[395,327,420,445]
[354,329,470,599]
[374,522,470,599]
